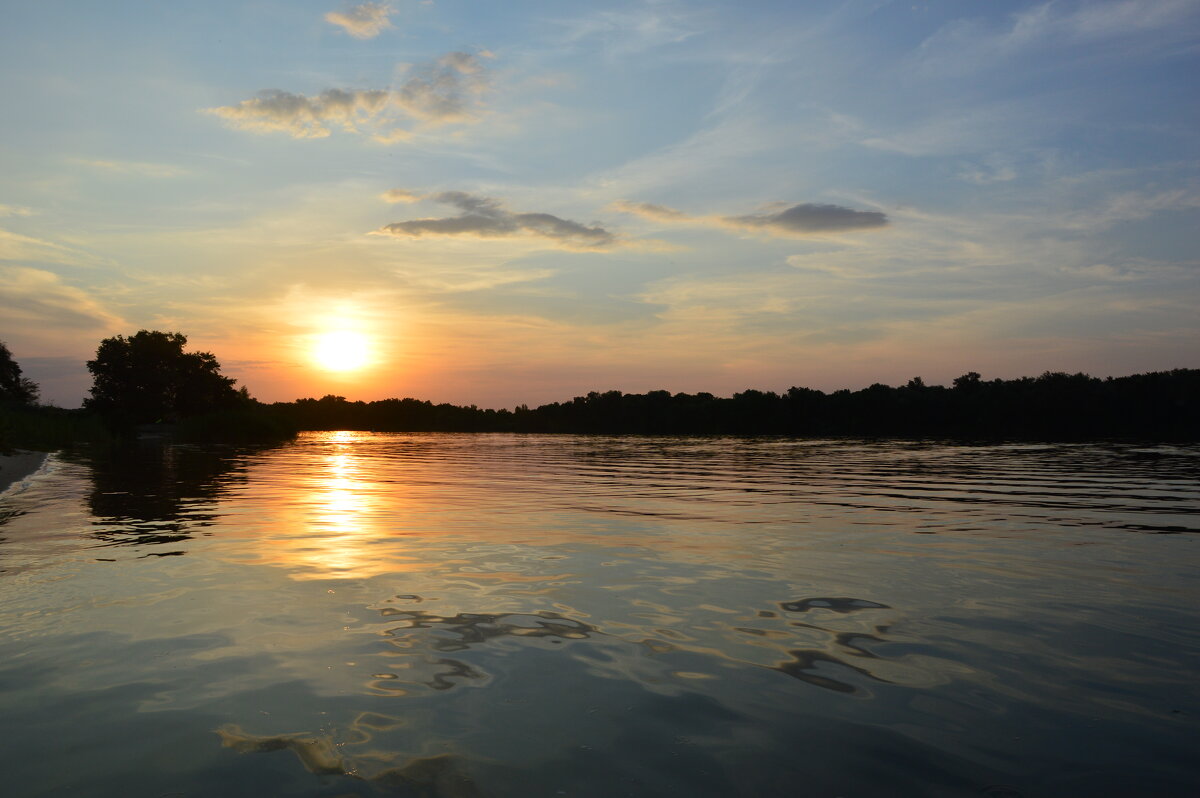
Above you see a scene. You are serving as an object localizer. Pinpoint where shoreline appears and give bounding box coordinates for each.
[0,450,49,496]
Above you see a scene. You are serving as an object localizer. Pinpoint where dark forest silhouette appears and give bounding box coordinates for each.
[269,369,1199,439]
[3,333,1199,447]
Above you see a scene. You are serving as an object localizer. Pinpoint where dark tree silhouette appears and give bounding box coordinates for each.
[85,331,239,425]
[264,369,1199,440]
[0,341,39,404]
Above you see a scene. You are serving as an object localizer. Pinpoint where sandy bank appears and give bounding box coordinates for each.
[0,450,49,495]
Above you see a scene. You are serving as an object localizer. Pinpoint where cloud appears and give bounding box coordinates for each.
[611,200,689,221]
[206,88,391,139]
[70,158,188,178]
[725,203,887,235]
[913,0,1200,76]
[0,266,123,331]
[860,101,1041,156]
[0,228,96,266]
[0,204,34,217]
[958,160,1018,185]
[206,52,489,140]
[1065,0,1199,40]
[595,114,782,199]
[614,198,888,236]
[1057,263,1136,281]
[1057,187,1200,231]
[395,51,489,123]
[325,2,394,39]
[557,4,704,57]
[374,192,616,250]
[381,188,421,203]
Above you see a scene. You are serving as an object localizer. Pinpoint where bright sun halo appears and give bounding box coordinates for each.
[314,331,369,372]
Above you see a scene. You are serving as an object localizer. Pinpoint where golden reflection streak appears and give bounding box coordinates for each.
[257,431,423,580]
[233,430,771,580]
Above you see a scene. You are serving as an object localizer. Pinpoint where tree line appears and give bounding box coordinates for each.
[3,332,1198,449]
[269,370,1199,439]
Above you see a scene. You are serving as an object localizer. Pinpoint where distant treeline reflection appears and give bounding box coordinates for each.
[271,369,1198,439]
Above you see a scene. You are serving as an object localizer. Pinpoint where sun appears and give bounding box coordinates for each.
[313,330,370,372]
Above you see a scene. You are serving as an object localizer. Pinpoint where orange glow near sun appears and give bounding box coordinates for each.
[314,330,370,372]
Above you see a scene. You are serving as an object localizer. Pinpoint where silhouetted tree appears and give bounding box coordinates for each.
[85,331,239,425]
[0,341,39,404]
[952,371,982,391]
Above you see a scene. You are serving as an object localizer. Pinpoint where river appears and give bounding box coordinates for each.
[1,433,1197,797]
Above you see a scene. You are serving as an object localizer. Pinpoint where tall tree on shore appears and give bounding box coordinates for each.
[85,331,239,424]
[0,341,39,404]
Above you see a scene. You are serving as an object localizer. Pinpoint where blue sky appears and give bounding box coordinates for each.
[2,0,1197,407]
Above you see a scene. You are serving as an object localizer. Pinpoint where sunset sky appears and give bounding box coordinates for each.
[2,0,1197,408]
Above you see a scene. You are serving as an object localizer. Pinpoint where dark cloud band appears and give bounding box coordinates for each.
[615,198,888,236]
[376,192,615,250]
[726,203,887,234]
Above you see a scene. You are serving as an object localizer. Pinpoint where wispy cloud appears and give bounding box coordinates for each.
[913,0,1200,76]
[1064,0,1200,40]
[593,114,782,198]
[206,52,489,141]
[1057,263,1137,282]
[860,101,1044,157]
[374,191,616,250]
[0,228,99,267]
[70,158,188,178]
[0,266,123,331]
[556,2,704,56]
[1057,186,1200,231]
[381,188,421,203]
[0,204,35,217]
[325,2,394,39]
[615,199,888,236]
[610,200,688,221]
[958,156,1018,185]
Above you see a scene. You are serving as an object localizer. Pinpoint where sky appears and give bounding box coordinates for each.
[1,0,1198,409]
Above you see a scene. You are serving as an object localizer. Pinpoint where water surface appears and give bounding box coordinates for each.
[2,433,1198,797]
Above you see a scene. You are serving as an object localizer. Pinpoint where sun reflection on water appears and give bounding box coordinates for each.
[261,431,425,580]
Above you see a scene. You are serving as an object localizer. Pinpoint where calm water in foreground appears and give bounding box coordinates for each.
[1,433,1198,797]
